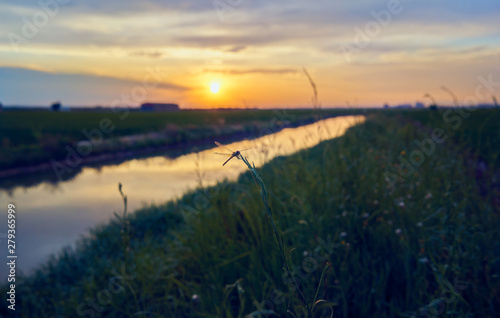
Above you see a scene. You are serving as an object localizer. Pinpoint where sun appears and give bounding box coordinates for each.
[210,82,220,94]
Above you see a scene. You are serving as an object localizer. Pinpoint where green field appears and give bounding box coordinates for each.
[0,109,356,171]
[1,109,499,317]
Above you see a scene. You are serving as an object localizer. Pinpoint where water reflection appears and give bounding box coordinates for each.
[0,115,364,276]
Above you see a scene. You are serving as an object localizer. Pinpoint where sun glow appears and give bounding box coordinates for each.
[210,82,220,94]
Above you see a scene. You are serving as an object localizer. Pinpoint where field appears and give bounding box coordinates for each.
[1,108,499,317]
[0,109,356,172]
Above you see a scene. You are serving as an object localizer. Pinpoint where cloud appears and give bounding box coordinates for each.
[204,68,299,75]
[0,67,186,106]
[129,50,165,58]
[225,45,246,53]
[1,0,499,106]
[2,0,498,53]
[170,33,283,48]
[0,0,214,15]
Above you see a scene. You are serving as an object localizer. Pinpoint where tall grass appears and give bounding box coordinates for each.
[237,151,334,317]
[1,110,498,317]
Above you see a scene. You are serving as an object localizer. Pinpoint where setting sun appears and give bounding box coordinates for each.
[210,82,220,94]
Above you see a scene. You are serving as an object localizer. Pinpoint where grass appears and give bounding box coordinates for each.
[396,108,500,166]
[0,109,358,171]
[1,109,499,317]
[238,148,316,316]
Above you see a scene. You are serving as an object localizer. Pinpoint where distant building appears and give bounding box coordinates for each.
[140,103,179,111]
[51,101,61,111]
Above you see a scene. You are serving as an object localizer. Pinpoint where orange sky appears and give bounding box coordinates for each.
[0,1,499,108]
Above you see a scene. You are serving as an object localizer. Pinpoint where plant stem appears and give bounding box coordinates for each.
[239,155,312,317]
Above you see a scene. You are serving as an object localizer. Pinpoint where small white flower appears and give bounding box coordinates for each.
[362,213,370,218]
[373,200,379,205]
[416,222,423,227]
[340,232,347,238]
[192,294,199,301]
[342,211,347,217]
[395,228,402,235]
[425,193,433,200]
[407,194,412,199]
[419,257,429,264]
[303,251,308,257]
[398,201,405,208]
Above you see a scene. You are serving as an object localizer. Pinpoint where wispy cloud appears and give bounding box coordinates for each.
[0,67,186,106]
[204,68,298,75]
[129,50,165,59]
[0,0,499,107]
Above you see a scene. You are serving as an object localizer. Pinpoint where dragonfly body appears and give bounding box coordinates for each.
[222,151,240,166]
[214,142,250,166]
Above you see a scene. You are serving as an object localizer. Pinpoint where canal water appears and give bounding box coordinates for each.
[0,115,364,276]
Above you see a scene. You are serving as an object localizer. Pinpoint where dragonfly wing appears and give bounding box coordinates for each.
[238,148,252,152]
[214,152,232,156]
[215,141,234,153]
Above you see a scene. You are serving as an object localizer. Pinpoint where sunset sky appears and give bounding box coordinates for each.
[0,0,499,108]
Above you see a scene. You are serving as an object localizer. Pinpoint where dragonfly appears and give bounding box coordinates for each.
[214,141,251,166]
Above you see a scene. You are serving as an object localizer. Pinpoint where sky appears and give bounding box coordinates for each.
[0,0,499,108]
